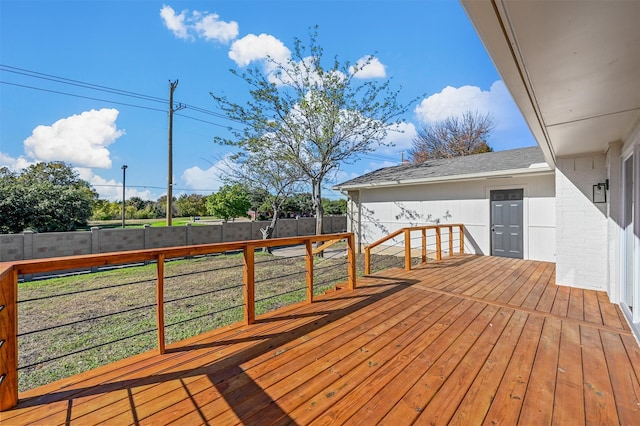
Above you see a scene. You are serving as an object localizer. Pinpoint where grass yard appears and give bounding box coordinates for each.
[86,217,223,229]
[16,250,403,392]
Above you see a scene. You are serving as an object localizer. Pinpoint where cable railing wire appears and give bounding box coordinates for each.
[17,302,157,337]
[18,277,156,303]
[18,327,157,371]
[164,284,243,304]
[255,253,307,264]
[164,262,243,280]
[255,270,307,285]
[255,287,306,303]
[313,261,347,273]
[19,258,246,304]
[164,303,244,329]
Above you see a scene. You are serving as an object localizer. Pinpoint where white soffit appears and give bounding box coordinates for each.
[461,0,640,163]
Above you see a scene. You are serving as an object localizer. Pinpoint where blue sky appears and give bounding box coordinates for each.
[0,0,536,201]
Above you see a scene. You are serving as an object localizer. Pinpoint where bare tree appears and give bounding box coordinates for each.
[410,111,494,162]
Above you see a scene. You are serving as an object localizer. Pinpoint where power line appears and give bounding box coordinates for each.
[1,65,166,103]
[0,81,166,113]
[0,64,242,126]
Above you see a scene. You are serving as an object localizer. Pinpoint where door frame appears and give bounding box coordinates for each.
[486,184,528,259]
[620,145,640,326]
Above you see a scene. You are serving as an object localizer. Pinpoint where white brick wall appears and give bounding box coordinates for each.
[555,155,609,290]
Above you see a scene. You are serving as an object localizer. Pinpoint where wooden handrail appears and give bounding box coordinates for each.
[312,237,342,255]
[364,224,465,274]
[0,232,355,411]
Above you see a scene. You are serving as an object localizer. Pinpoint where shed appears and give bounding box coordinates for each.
[335,146,555,261]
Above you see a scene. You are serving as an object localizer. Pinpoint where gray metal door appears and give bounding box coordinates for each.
[491,189,523,259]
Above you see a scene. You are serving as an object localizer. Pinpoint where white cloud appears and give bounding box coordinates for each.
[228,33,291,67]
[160,5,189,39]
[23,108,124,168]
[194,12,238,43]
[181,157,232,193]
[350,56,386,79]
[381,121,417,153]
[161,5,238,43]
[414,81,516,129]
[0,152,33,171]
[76,167,157,201]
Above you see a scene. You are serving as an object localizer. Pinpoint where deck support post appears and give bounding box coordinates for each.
[156,254,166,354]
[404,229,412,271]
[347,234,356,290]
[305,240,314,302]
[435,227,442,261]
[459,225,465,254]
[0,266,18,411]
[243,245,255,325]
[448,226,454,257]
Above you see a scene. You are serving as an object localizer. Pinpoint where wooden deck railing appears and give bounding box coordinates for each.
[0,232,355,411]
[364,224,464,274]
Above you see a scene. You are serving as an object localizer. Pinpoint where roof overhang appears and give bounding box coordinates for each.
[335,164,553,191]
[460,0,640,166]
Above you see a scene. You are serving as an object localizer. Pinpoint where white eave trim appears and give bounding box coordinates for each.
[335,165,554,191]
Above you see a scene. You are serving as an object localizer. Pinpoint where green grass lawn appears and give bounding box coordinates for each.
[86,217,223,229]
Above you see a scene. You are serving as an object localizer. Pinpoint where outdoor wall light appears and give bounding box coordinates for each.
[593,179,609,203]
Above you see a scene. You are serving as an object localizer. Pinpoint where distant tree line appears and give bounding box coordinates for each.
[93,184,346,222]
[0,162,346,234]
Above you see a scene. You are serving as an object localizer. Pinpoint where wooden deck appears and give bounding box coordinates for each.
[2,255,639,425]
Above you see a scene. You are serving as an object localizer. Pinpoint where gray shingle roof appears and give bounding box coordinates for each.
[335,146,549,189]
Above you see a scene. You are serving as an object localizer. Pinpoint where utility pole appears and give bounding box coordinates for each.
[121,164,127,228]
[167,80,185,226]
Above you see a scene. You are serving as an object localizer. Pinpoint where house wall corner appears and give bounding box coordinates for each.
[555,154,609,291]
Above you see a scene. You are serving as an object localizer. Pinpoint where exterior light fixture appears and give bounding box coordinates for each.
[592,179,608,203]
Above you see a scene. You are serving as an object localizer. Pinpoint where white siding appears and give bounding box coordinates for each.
[353,173,555,262]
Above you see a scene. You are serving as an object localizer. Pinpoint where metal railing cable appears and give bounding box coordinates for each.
[17,302,157,337]
[18,277,154,303]
[18,327,157,371]
[255,286,306,303]
[164,284,243,304]
[164,303,244,329]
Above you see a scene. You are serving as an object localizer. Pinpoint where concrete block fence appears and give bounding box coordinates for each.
[0,216,347,262]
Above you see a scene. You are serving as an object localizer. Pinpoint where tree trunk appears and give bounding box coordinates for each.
[260,204,279,253]
[312,179,324,257]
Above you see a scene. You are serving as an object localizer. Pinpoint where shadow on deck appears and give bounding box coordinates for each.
[3,255,640,425]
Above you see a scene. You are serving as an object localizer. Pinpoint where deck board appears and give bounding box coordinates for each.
[2,255,639,425]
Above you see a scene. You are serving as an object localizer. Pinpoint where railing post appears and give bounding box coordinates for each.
[0,266,18,411]
[404,228,412,271]
[243,245,255,325]
[305,240,314,302]
[459,225,465,254]
[421,228,427,264]
[347,234,356,290]
[448,225,454,257]
[364,245,371,275]
[156,254,166,354]
[435,226,442,261]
